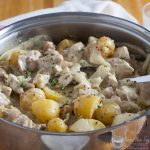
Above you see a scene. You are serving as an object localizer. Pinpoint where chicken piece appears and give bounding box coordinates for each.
[22,82,35,90]
[65,42,84,63]
[26,50,41,72]
[90,65,111,79]
[114,46,130,60]
[0,85,12,97]
[89,65,111,88]
[87,43,111,66]
[101,73,118,88]
[26,50,41,62]
[71,63,91,87]
[137,83,150,106]
[107,73,118,87]
[89,77,102,88]
[72,83,98,98]
[62,61,73,69]
[18,50,41,72]
[38,49,63,74]
[17,55,26,72]
[119,101,140,113]
[12,114,45,129]
[0,92,10,106]
[6,74,24,94]
[0,105,45,129]
[108,95,122,104]
[116,85,137,101]
[102,87,114,98]
[0,68,8,81]
[58,67,73,88]
[6,74,33,94]
[5,106,21,121]
[88,36,97,44]
[33,74,50,88]
[107,58,134,79]
[44,41,55,51]
[106,95,139,113]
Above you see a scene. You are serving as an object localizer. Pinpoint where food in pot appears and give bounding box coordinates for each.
[0,36,149,132]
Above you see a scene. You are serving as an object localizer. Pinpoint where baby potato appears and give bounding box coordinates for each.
[9,50,25,69]
[74,95,102,119]
[43,86,64,102]
[97,36,115,58]
[69,119,105,132]
[20,88,45,111]
[57,39,75,52]
[94,102,121,125]
[112,113,139,126]
[32,99,60,123]
[47,118,68,132]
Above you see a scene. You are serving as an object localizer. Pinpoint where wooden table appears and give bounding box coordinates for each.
[0,0,149,24]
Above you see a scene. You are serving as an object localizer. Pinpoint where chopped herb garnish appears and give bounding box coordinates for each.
[20,81,25,88]
[24,68,32,78]
[71,80,78,86]
[98,105,101,108]
[60,84,65,90]
[49,75,60,86]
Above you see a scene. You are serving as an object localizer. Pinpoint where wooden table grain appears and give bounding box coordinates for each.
[0,0,150,24]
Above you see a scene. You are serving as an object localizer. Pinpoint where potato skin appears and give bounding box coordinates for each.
[57,39,75,52]
[9,50,25,69]
[74,95,102,119]
[47,118,68,132]
[32,99,60,123]
[20,88,46,111]
[43,86,64,102]
[94,102,121,125]
[112,113,139,126]
[97,36,115,58]
[69,119,105,132]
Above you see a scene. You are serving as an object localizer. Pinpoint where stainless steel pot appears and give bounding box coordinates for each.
[0,12,149,150]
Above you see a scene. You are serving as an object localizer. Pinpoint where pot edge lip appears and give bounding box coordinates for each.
[0,12,150,35]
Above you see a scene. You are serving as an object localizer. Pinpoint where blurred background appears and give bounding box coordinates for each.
[0,0,149,24]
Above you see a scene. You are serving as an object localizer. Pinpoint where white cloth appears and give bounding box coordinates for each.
[0,0,138,27]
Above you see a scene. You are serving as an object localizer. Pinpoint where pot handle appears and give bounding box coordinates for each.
[146,109,150,126]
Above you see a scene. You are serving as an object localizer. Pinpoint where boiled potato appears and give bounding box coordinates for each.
[20,88,45,111]
[47,118,68,132]
[97,36,115,58]
[43,86,64,101]
[0,49,21,61]
[57,39,75,52]
[32,99,60,123]
[112,113,139,126]
[69,119,105,132]
[74,95,102,119]
[94,102,121,125]
[9,50,25,69]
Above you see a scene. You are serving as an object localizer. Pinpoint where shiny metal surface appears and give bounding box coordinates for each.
[0,12,149,150]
